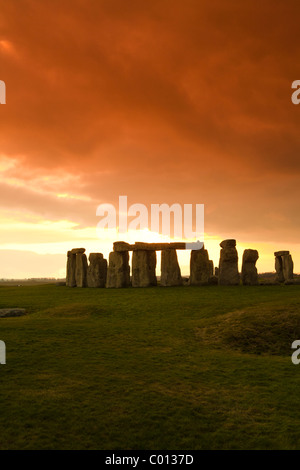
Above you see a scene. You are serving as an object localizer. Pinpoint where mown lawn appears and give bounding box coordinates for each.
[0,284,300,450]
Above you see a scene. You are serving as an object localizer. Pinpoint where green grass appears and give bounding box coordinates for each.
[0,284,300,449]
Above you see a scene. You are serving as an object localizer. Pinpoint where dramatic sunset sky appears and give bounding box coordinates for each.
[0,0,300,277]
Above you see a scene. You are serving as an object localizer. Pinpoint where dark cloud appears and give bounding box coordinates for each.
[0,0,299,244]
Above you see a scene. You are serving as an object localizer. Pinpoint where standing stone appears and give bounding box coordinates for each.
[75,252,88,287]
[275,255,284,282]
[241,249,259,285]
[282,254,293,282]
[209,260,214,277]
[160,250,182,286]
[218,239,240,285]
[66,251,76,287]
[132,250,157,287]
[106,251,131,288]
[215,267,219,277]
[274,251,293,282]
[87,253,107,288]
[190,247,212,285]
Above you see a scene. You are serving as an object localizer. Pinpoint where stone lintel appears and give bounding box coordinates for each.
[71,248,86,254]
[274,250,290,257]
[113,241,186,252]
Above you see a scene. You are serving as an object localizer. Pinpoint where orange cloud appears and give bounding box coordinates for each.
[0,0,300,276]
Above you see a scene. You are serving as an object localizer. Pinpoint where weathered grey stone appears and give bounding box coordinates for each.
[106,251,131,288]
[71,248,86,254]
[274,250,289,257]
[87,253,107,288]
[160,250,182,286]
[66,251,76,287]
[275,256,284,282]
[0,308,26,317]
[190,247,212,285]
[132,250,157,287]
[75,253,88,287]
[214,267,219,277]
[282,254,293,281]
[114,241,186,252]
[241,249,259,285]
[113,241,132,252]
[218,240,240,285]
[274,251,293,283]
[209,260,214,277]
[220,239,236,249]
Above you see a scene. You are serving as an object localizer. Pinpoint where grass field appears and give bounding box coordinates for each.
[0,283,300,450]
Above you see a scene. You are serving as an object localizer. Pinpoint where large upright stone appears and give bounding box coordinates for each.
[87,253,107,288]
[275,255,284,282]
[75,252,88,287]
[274,251,293,282]
[106,251,130,288]
[160,250,182,286]
[132,250,157,287]
[209,260,214,277]
[218,239,240,285]
[66,251,77,287]
[241,249,259,285]
[282,254,294,282]
[190,247,212,285]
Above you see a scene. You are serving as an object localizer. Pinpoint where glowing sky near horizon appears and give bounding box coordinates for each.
[0,0,300,278]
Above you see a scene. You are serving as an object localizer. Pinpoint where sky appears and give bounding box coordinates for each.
[0,0,300,278]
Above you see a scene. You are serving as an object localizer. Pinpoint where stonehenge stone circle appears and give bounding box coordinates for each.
[132,250,157,287]
[161,249,182,286]
[241,249,259,285]
[190,246,213,285]
[274,251,294,283]
[65,242,296,289]
[106,251,131,288]
[87,253,107,288]
[218,239,240,285]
